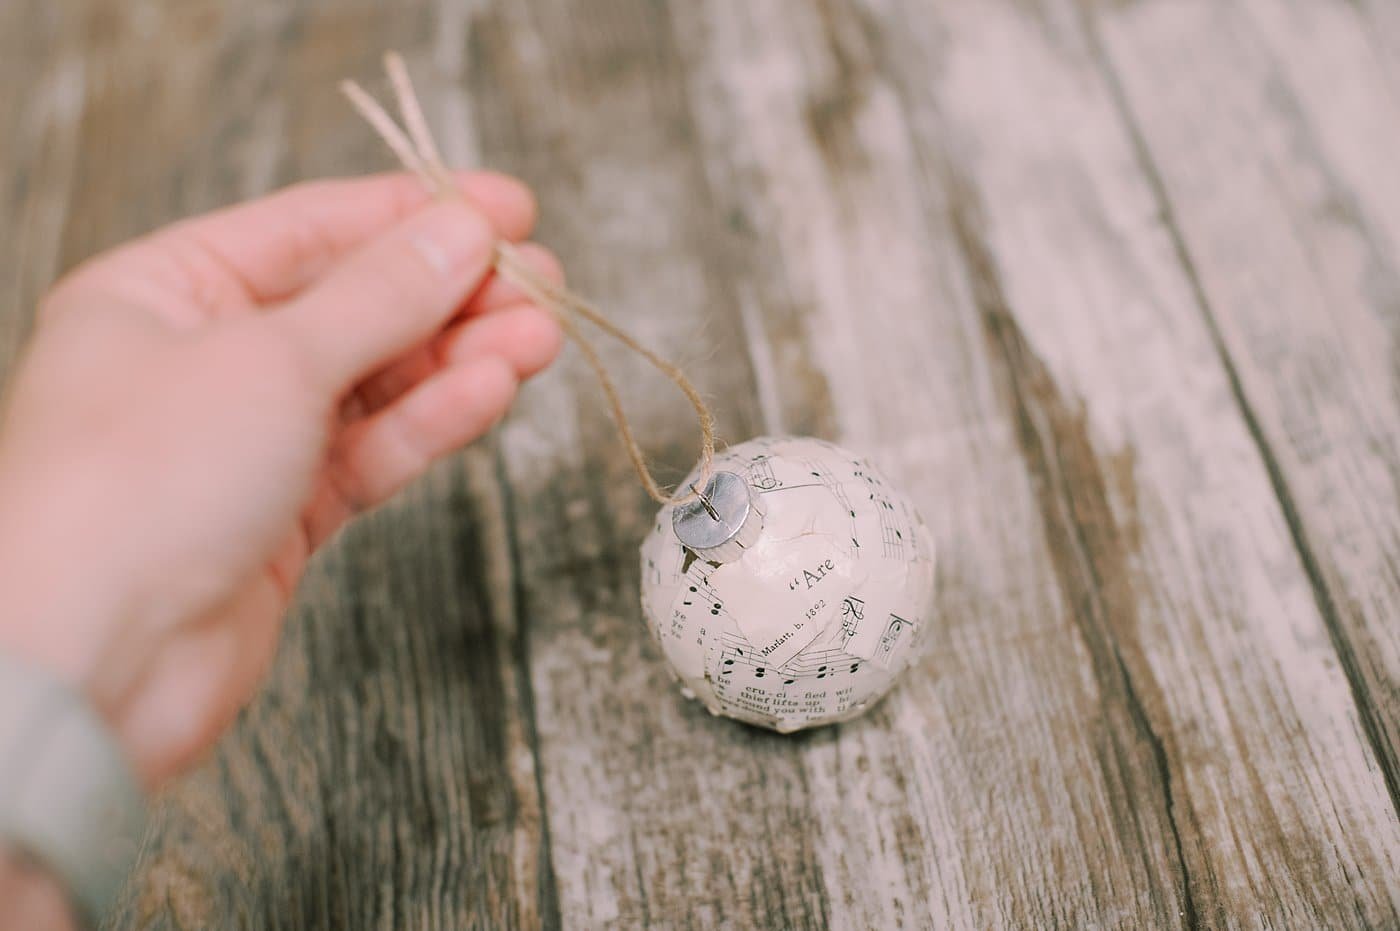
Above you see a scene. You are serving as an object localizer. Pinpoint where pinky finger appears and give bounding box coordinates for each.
[326,355,519,514]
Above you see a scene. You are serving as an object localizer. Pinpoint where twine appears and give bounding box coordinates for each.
[341,52,715,505]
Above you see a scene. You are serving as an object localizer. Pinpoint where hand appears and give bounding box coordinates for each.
[0,172,563,787]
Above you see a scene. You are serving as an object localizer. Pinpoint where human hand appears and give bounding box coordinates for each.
[0,172,562,787]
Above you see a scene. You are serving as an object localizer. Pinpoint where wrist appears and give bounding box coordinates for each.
[0,468,141,716]
[0,558,119,713]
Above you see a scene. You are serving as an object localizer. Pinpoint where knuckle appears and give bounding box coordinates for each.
[381,240,447,308]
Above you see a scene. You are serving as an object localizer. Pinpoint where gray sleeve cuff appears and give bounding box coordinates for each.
[0,650,148,928]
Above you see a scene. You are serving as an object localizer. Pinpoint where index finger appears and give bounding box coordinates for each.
[158,171,535,304]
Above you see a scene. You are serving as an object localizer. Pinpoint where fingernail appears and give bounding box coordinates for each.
[411,202,493,279]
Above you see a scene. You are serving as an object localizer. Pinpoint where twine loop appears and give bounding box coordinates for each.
[341,53,715,505]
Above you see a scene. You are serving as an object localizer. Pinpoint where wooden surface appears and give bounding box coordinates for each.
[3,0,1400,927]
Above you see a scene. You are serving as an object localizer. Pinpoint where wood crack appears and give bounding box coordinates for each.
[493,448,563,931]
[1082,7,1400,826]
[947,180,1199,928]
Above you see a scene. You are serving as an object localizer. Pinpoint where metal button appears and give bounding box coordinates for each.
[671,470,765,563]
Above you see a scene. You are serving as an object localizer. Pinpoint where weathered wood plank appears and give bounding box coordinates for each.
[669,3,1196,926]
[919,0,1400,923]
[4,0,1400,928]
[1089,0,1400,808]
[664,0,1399,925]
[1086,0,1400,903]
[1356,0,1400,88]
[473,2,838,928]
[0,1,84,372]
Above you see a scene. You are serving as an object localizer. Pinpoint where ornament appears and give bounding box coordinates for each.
[341,60,934,733]
[640,436,936,732]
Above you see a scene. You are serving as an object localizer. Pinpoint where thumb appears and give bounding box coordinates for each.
[274,199,496,391]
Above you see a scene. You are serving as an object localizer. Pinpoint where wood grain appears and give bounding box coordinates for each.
[0,0,83,371]
[0,0,1396,928]
[0,3,547,929]
[475,4,831,927]
[1090,0,1400,826]
[663,0,1400,924]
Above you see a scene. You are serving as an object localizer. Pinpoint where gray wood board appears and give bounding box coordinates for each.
[0,0,1395,928]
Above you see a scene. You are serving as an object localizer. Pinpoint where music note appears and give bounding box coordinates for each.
[718,646,767,681]
[854,460,908,560]
[874,614,913,668]
[748,455,782,491]
[677,563,730,646]
[839,596,865,646]
[775,646,869,683]
[717,633,762,678]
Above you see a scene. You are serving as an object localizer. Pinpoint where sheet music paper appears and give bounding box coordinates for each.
[640,436,936,732]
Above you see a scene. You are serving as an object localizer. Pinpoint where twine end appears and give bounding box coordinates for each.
[690,482,721,521]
